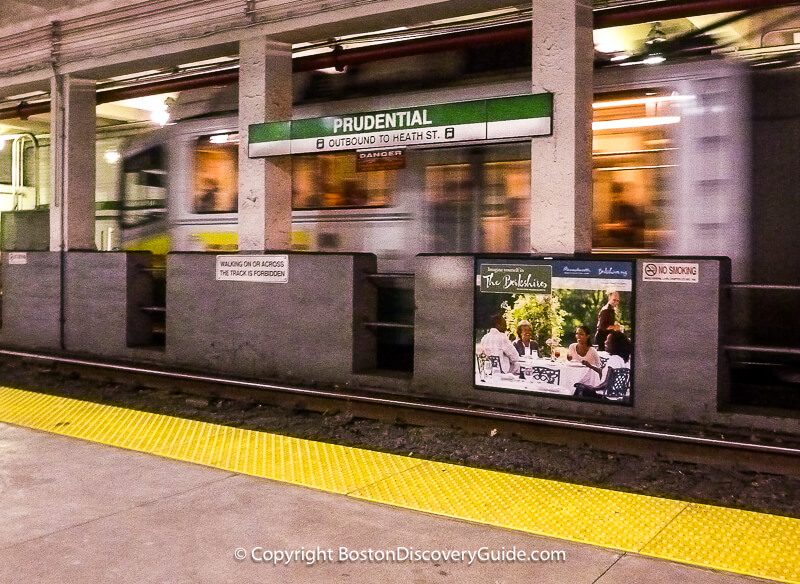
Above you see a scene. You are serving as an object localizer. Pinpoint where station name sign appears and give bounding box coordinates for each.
[248,93,553,157]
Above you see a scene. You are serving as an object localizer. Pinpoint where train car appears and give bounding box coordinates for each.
[118,80,538,274]
[116,56,754,279]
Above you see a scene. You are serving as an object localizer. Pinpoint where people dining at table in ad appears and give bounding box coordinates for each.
[512,320,539,357]
[479,314,520,375]
[475,300,633,402]
[574,330,632,399]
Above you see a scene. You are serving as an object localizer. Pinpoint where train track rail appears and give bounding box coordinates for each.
[1,348,798,454]
[2,347,800,517]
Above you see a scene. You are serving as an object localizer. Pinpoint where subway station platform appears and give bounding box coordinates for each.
[0,385,798,584]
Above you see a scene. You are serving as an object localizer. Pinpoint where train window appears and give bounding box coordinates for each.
[23,144,36,188]
[0,143,12,184]
[425,146,530,253]
[592,91,679,251]
[292,152,393,210]
[120,145,166,228]
[192,134,238,214]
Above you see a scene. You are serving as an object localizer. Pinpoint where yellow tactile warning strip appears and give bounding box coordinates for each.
[0,387,421,494]
[348,461,687,552]
[1,386,799,583]
[641,504,800,583]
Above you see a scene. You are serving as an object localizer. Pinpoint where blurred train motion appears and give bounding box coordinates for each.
[0,35,796,287]
[114,57,758,280]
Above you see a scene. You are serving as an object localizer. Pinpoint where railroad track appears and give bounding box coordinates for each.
[1,347,799,517]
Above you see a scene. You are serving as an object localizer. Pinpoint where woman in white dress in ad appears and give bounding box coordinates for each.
[567,325,602,385]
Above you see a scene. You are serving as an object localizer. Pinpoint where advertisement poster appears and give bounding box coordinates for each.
[474,258,635,404]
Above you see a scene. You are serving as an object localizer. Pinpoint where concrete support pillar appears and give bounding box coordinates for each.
[530,0,594,253]
[238,37,292,251]
[50,75,96,251]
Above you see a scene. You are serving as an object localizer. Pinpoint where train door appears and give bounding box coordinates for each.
[592,60,750,279]
[169,116,239,252]
[591,90,677,253]
[290,149,416,272]
[119,140,169,253]
[421,142,531,254]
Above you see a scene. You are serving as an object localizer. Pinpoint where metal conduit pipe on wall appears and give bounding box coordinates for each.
[594,0,800,28]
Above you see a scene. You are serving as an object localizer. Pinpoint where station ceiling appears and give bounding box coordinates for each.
[1,1,800,136]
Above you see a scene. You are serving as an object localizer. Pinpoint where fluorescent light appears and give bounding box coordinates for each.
[293,46,332,59]
[596,164,677,171]
[151,109,169,126]
[209,134,229,144]
[5,90,47,100]
[316,66,347,74]
[593,95,693,109]
[179,56,236,69]
[337,27,407,41]
[113,93,178,112]
[430,8,518,25]
[592,116,681,130]
[643,55,666,64]
[108,70,161,82]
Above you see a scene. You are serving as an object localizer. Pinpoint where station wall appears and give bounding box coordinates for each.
[0,252,62,350]
[1,250,797,435]
[165,252,376,382]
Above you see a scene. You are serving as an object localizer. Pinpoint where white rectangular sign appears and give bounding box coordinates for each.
[216,255,288,283]
[8,252,28,265]
[642,261,699,283]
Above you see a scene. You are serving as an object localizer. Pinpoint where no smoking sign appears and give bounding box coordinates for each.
[642,262,699,283]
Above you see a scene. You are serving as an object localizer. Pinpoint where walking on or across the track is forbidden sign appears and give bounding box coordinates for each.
[248,93,553,157]
[216,255,288,283]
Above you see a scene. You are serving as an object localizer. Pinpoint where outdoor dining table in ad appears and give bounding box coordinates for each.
[475,357,596,396]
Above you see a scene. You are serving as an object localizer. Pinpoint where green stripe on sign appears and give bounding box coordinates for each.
[487,93,553,122]
[248,121,290,144]
[292,116,338,140]
[426,100,486,126]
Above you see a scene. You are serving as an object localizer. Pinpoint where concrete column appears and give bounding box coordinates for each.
[238,37,292,251]
[50,75,96,251]
[530,0,594,253]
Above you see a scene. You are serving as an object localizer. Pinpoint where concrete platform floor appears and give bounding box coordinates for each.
[0,421,775,584]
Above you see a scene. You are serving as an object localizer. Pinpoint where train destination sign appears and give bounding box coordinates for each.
[249,93,553,156]
[215,255,288,283]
